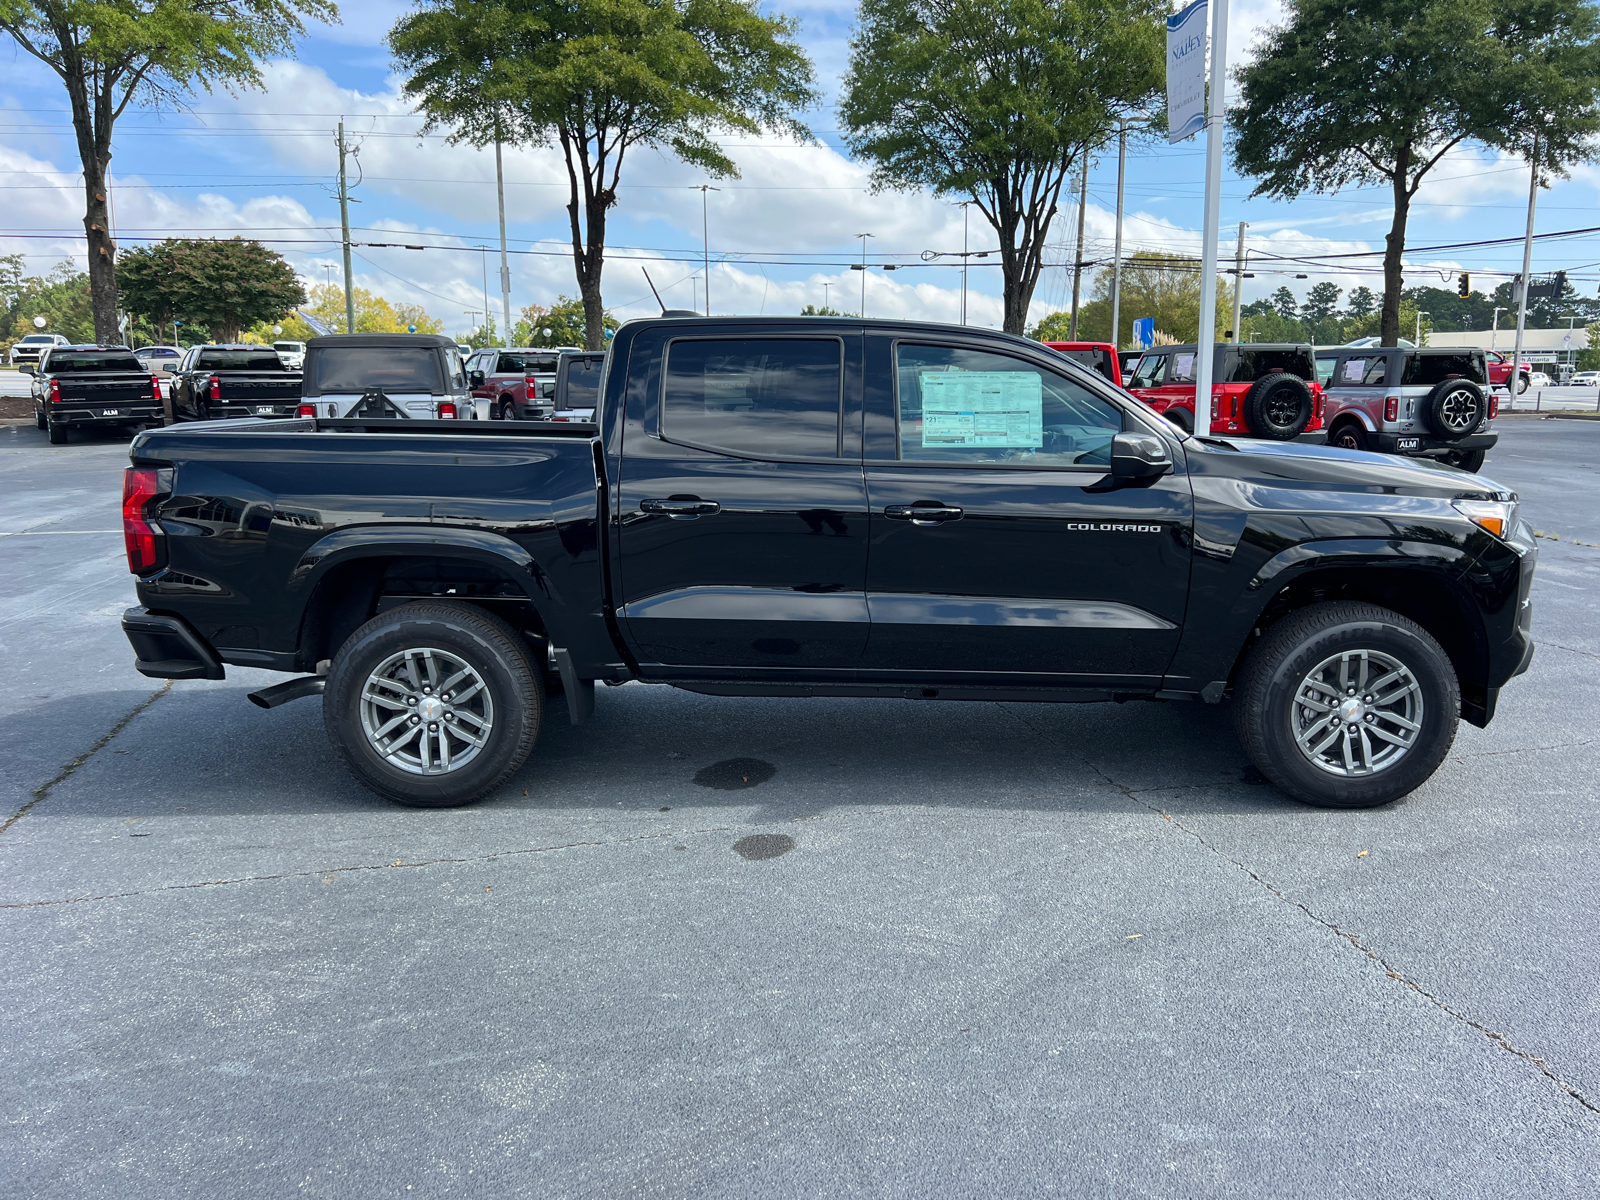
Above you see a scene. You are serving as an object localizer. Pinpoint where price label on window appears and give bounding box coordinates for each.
[919,371,1043,448]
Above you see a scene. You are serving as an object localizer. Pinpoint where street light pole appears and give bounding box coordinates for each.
[1069,147,1089,339]
[1111,123,1127,347]
[961,202,971,325]
[1512,134,1540,407]
[494,129,513,341]
[699,185,720,316]
[1231,222,1247,343]
[1491,306,1504,355]
[1416,310,1429,346]
[1194,0,1232,434]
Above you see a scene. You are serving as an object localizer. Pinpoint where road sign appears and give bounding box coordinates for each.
[1132,318,1155,349]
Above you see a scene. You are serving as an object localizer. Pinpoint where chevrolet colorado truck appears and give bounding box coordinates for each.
[119,316,1537,811]
[27,345,163,443]
[166,344,304,422]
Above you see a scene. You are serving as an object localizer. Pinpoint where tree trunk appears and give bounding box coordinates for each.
[64,64,119,343]
[1380,150,1411,348]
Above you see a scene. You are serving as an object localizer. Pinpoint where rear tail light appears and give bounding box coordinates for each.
[1488,394,1499,420]
[1384,396,1399,421]
[525,376,538,397]
[438,401,458,420]
[122,467,165,575]
[297,403,316,418]
[150,374,162,398]
[208,374,221,401]
[48,377,61,404]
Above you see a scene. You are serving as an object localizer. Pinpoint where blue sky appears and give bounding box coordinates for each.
[3,0,1596,337]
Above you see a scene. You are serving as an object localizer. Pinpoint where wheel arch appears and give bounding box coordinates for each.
[289,527,572,671]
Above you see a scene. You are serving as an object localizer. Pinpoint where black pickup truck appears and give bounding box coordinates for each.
[166,344,303,422]
[119,316,1536,811]
[27,345,162,443]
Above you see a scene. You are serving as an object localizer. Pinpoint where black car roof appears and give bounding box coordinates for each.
[306,333,458,349]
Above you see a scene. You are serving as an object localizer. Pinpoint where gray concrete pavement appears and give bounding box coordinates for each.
[2,420,1597,1198]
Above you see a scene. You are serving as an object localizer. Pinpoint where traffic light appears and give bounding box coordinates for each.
[1457,272,1470,298]
[1554,270,1568,296]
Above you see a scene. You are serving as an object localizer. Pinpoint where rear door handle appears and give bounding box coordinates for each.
[884,504,964,524]
[640,497,721,519]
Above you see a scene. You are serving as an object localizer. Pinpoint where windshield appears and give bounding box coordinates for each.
[1223,348,1316,382]
[21,335,54,344]
[45,351,142,372]
[314,347,440,393]
[496,352,561,374]
[194,350,287,372]
[273,342,304,352]
[1401,353,1486,386]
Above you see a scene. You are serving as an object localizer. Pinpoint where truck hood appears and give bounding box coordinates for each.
[1189,436,1514,501]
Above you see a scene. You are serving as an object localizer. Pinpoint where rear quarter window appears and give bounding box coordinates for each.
[1051,347,1117,382]
[1402,353,1486,386]
[1336,356,1389,387]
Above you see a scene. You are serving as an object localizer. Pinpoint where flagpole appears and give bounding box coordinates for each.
[1194,0,1229,435]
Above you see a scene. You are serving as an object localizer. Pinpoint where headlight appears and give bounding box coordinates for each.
[1453,497,1518,539]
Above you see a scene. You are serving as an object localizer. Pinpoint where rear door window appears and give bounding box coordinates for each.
[1127,354,1166,389]
[895,343,1123,468]
[1169,352,1197,384]
[314,347,440,393]
[662,337,842,459]
[1337,356,1388,386]
[1401,353,1486,386]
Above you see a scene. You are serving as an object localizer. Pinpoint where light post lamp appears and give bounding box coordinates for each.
[1416,310,1429,346]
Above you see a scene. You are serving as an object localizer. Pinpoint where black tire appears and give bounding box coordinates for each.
[1164,407,1193,434]
[1328,421,1368,453]
[34,408,46,430]
[1233,601,1459,809]
[1440,448,1486,473]
[323,602,543,808]
[498,398,517,422]
[1423,379,1485,441]
[1241,371,1313,440]
[47,422,68,445]
[1516,372,1529,396]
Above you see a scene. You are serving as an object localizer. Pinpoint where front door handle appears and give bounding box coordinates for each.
[640,497,721,519]
[884,504,964,525]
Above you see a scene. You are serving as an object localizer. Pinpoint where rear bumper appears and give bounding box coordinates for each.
[1372,430,1498,456]
[210,402,301,419]
[48,403,163,427]
[122,607,225,680]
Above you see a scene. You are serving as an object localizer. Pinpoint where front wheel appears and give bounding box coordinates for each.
[1233,601,1459,808]
[1516,372,1530,395]
[1441,448,1486,473]
[323,602,543,807]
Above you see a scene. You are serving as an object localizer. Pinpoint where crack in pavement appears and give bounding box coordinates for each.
[1451,737,1596,761]
[0,808,882,911]
[1539,640,1600,663]
[997,703,1600,1119]
[2,681,173,836]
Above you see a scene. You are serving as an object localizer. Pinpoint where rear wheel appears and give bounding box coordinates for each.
[34,408,46,430]
[1329,422,1368,453]
[46,422,68,445]
[323,602,543,807]
[1441,448,1486,473]
[1233,601,1459,808]
[498,398,517,422]
[1164,407,1193,434]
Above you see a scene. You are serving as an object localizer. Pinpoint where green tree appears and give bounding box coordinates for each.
[1302,282,1343,323]
[260,282,443,340]
[117,238,305,342]
[512,296,618,348]
[800,304,849,316]
[390,0,815,350]
[1232,0,1600,347]
[1344,286,1378,320]
[840,0,1165,335]
[1270,287,1299,320]
[0,0,337,342]
[3,260,95,352]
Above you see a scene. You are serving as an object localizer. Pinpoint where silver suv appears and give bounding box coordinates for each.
[1321,347,1497,472]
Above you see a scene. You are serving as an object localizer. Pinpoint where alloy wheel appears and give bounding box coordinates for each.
[359,646,495,775]
[1289,648,1423,777]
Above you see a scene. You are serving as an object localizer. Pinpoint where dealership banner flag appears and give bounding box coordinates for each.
[1166,0,1208,144]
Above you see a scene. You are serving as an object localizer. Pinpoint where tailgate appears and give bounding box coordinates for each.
[62,374,155,403]
[217,373,303,400]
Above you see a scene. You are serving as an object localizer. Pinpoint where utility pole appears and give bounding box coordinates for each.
[1416,310,1429,346]
[1512,134,1539,408]
[699,185,720,316]
[1194,0,1232,434]
[1231,222,1247,343]
[823,282,831,312]
[857,233,874,317]
[961,201,972,325]
[1111,123,1127,348]
[336,120,356,334]
[495,131,512,342]
[480,247,492,344]
[1069,149,1089,339]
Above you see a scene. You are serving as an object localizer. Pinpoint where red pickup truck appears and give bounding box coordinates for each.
[1125,342,1324,439]
[1484,351,1534,395]
[1044,341,1122,387]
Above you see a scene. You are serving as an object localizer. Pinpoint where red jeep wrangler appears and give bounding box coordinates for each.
[1043,341,1122,387]
[1124,342,1324,438]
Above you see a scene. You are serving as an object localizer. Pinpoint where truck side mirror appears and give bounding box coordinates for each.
[18,364,34,375]
[1110,432,1173,480]
[469,370,485,386]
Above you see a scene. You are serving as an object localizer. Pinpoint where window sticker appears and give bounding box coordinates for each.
[1173,353,1195,379]
[1342,358,1366,382]
[919,371,1043,448]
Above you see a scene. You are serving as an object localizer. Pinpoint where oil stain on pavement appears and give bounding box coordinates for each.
[693,757,776,790]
